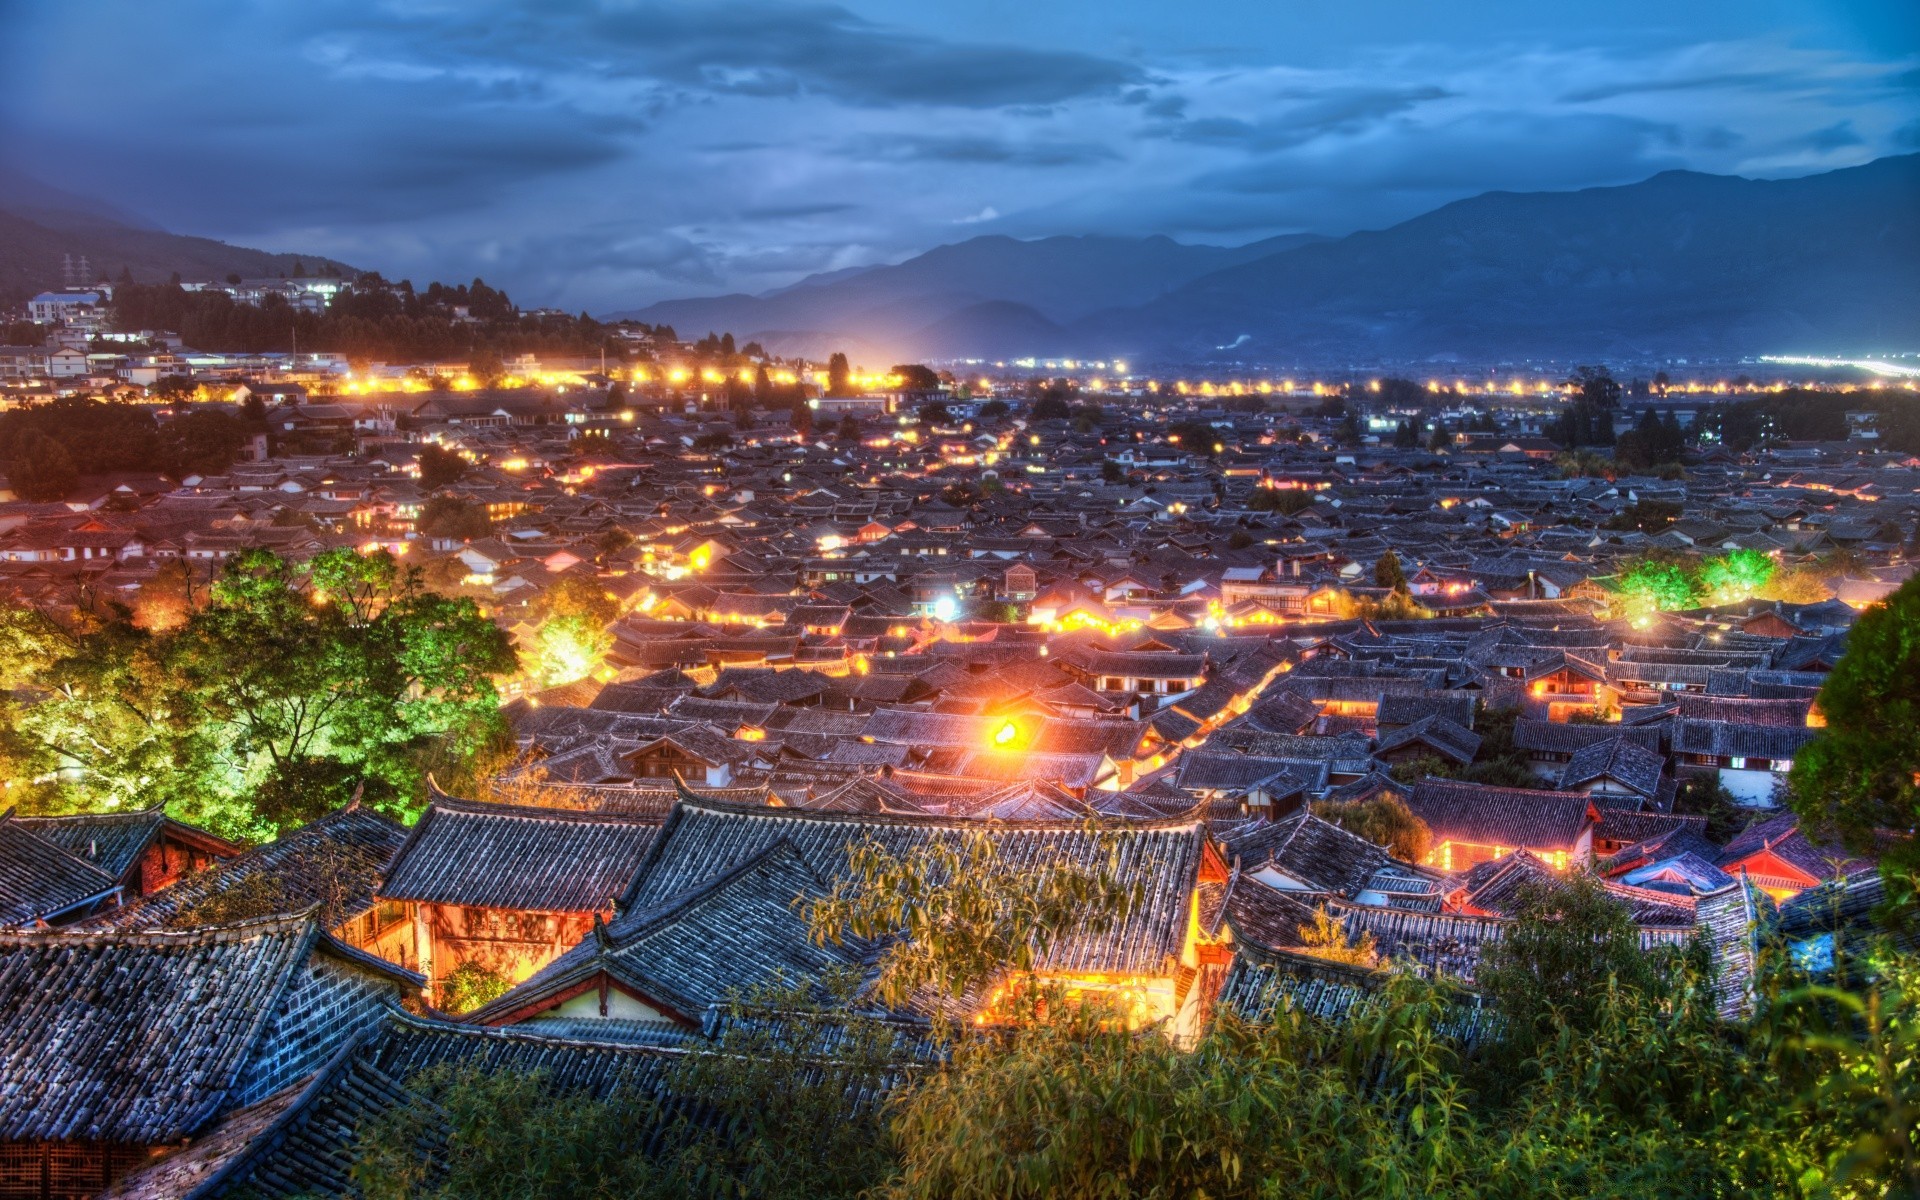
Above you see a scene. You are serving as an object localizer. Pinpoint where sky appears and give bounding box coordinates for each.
[2,0,1916,312]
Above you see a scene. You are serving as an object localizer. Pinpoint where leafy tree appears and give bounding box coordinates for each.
[1248,487,1314,516]
[1699,548,1777,604]
[1029,392,1071,421]
[978,399,1009,421]
[892,364,941,391]
[1427,427,1452,453]
[1392,419,1419,449]
[803,825,1141,1012]
[416,443,468,490]
[158,409,248,478]
[1790,573,1920,900]
[440,961,512,1014]
[1374,550,1409,593]
[1601,498,1682,532]
[1310,794,1433,861]
[1477,873,1665,1053]
[6,433,77,501]
[1297,906,1378,967]
[1167,419,1219,454]
[418,495,491,541]
[826,352,852,398]
[1614,556,1700,620]
[917,401,951,426]
[1100,459,1126,484]
[836,415,861,441]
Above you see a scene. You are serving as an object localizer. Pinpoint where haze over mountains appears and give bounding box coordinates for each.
[623,155,1920,368]
[0,169,357,306]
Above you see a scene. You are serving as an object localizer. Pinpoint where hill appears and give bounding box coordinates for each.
[611,232,1322,361]
[0,172,358,307]
[622,155,1920,366]
[1076,154,1920,365]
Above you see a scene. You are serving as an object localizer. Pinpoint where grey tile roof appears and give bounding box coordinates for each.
[0,811,121,927]
[622,791,1206,978]
[380,797,661,913]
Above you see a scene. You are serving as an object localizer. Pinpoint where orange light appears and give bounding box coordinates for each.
[993,720,1019,747]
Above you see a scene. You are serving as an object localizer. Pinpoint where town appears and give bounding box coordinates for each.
[0,266,1916,1197]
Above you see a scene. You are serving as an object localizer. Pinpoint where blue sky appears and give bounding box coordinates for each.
[2,0,1915,311]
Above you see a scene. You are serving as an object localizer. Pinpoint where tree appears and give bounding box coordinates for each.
[836,415,861,441]
[1698,548,1777,604]
[892,364,941,391]
[1310,795,1432,861]
[1374,550,1408,593]
[6,434,77,501]
[469,347,506,386]
[978,399,1009,421]
[1790,573,1920,898]
[417,443,468,490]
[917,400,952,426]
[1428,427,1452,453]
[1248,487,1313,516]
[1477,873,1666,1052]
[1393,419,1419,449]
[1100,459,1127,484]
[804,825,1141,1012]
[418,496,492,541]
[158,410,248,478]
[826,352,852,398]
[1614,556,1700,620]
[1030,392,1071,421]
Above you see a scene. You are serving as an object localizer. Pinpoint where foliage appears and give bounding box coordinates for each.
[1477,874,1666,1054]
[1615,556,1700,620]
[1247,486,1315,515]
[1613,408,1687,471]
[416,443,468,490]
[1374,550,1408,593]
[1546,366,1621,448]
[1700,548,1778,604]
[804,825,1141,1012]
[418,495,491,541]
[1553,450,1616,480]
[1311,795,1433,862]
[163,835,378,928]
[1029,392,1071,421]
[440,960,512,1014]
[109,277,614,363]
[5,549,516,840]
[1601,498,1682,531]
[1674,775,1756,844]
[0,398,160,481]
[528,612,611,687]
[1330,589,1430,621]
[5,432,77,501]
[1298,906,1379,967]
[1166,419,1220,454]
[157,409,250,478]
[1790,573,1920,903]
[826,352,852,398]
[978,399,1009,420]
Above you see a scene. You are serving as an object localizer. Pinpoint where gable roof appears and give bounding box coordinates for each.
[0,915,383,1144]
[380,797,661,914]
[0,810,121,926]
[1405,779,1596,853]
[621,789,1207,978]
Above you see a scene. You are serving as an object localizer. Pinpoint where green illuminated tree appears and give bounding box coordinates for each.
[1614,557,1699,620]
[1699,548,1777,604]
[1374,550,1409,593]
[1790,573,1920,900]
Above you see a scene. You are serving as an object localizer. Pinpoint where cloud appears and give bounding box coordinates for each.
[955,206,1000,224]
[1803,120,1865,152]
[840,133,1120,166]
[1151,84,1451,150]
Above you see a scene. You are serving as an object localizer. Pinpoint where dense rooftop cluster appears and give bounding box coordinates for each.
[0,375,1915,1195]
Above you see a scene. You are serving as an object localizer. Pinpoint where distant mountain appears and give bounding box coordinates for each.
[609,232,1323,360]
[0,171,358,306]
[1074,154,1920,365]
[619,155,1920,366]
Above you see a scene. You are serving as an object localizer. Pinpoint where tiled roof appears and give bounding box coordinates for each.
[1405,779,1595,853]
[380,797,662,913]
[0,812,121,927]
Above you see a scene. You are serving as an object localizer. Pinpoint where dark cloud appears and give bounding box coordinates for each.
[1559,71,1791,104]
[577,2,1147,108]
[1154,85,1450,150]
[1804,120,1865,152]
[739,202,862,219]
[842,134,1120,166]
[1896,118,1920,149]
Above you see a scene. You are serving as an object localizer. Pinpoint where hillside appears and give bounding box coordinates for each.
[612,232,1322,360]
[1074,153,1920,365]
[0,173,358,307]
[622,155,1920,366]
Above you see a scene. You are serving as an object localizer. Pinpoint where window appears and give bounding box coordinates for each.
[1728,756,1747,769]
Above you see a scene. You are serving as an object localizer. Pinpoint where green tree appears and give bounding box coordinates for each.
[418,495,491,541]
[1790,573,1920,900]
[1374,550,1409,593]
[417,443,468,490]
[1699,548,1777,604]
[6,433,77,501]
[1310,794,1433,861]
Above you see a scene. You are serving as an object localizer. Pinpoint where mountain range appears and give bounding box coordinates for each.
[0,169,357,306]
[618,154,1920,367]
